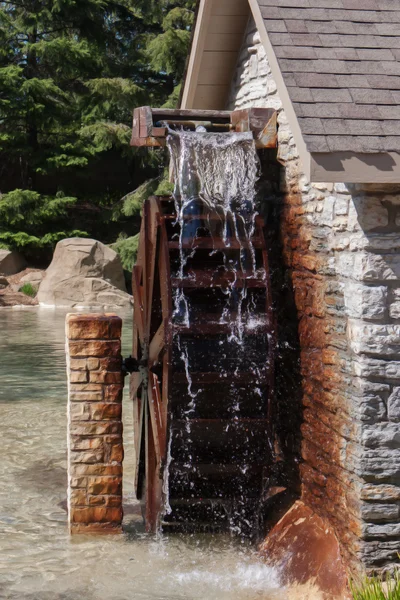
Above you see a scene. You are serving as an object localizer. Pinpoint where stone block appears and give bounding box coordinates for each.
[349,321,400,356]
[70,489,88,506]
[90,402,122,421]
[363,523,400,539]
[67,314,121,340]
[389,289,400,319]
[87,476,122,495]
[99,357,122,371]
[109,444,124,463]
[69,340,120,358]
[343,283,387,320]
[70,464,122,477]
[69,359,87,371]
[388,387,400,422]
[103,385,123,402]
[354,358,400,381]
[87,358,100,371]
[360,449,400,479]
[352,196,389,231]
[89,371,122,384]
[70,370,88,383]
[361,484,400,502]
[361,502,400,523]
[69,402,91,421]
[335,196,349,216]
[71,450,104,464]
[70,437,104,451]
[69,391,103,402]
[363,424,400,449]
[70,476,88,489]
[69,421,122,436]
[71,507,122,524]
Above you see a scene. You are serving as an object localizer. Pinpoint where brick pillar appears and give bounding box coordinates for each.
[66,313,124,534]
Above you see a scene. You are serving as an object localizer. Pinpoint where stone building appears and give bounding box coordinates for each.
[181,0,400,573]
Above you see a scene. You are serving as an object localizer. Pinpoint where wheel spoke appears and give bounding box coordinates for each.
[133,389,145,496]
[149,321,165,365]
[132,266,145,343]
[147,372,165,465]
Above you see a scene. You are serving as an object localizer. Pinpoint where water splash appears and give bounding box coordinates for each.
[163,128,272,535]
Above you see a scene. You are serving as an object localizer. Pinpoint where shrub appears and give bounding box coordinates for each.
[351,570,400,600]
[19,283,37,298]
[111,234,139,272]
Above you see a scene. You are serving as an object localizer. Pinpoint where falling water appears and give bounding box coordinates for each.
[163,129,274,534]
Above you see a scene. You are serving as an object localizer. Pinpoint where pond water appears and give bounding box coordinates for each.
[0,308,285,600]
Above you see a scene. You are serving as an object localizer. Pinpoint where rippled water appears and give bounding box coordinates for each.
[0,308,284,600]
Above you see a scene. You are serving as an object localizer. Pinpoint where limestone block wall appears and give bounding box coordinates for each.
[228,17,400,570]
[66,314,124,534]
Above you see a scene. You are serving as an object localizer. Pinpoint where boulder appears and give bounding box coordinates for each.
[37,238,132,308]
[19,270,45,287]
[0,250,27,276]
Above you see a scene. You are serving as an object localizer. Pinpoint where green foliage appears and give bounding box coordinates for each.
[351,570,400,600]
[19,283,37,298]
[0,0,196,260]
[111,234,139,271]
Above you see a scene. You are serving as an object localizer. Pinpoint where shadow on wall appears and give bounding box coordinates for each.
[258,149,303,533]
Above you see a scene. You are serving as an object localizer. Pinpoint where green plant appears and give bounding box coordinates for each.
[351,570,400,600]
[111,234,140,272]
[19,283,37,298]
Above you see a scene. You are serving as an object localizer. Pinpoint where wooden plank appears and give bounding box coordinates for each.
[149,322,165,364]
[210,0,249,16]
[152,108,230,120]
[132,266,145,343]
[139,106,153,138]
[204,33,244,53]
[198,51,239,86]
[208,15,247,35]
[192,84,230,110]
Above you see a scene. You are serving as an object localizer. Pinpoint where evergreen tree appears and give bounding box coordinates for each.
[0,0,196,261]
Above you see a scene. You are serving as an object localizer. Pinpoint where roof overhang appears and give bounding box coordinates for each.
[181,0,400,184]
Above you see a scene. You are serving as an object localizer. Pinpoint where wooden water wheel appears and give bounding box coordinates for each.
[131,194,276,533]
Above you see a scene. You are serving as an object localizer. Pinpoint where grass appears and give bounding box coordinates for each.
[351,570,400,600]
[19,283,37,298]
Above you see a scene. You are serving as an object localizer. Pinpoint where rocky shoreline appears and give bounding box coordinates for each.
[0,268,44,307]
[0,239,133,309]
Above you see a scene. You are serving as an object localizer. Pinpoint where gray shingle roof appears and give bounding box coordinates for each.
[258,0,400,153]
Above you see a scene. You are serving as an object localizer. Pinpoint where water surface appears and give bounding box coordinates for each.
[0,308,282,600]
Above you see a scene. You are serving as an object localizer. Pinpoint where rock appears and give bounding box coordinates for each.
[0,250,26,276]
[361,502,399,523]
[259,501,350,599]
[19,270,44,286]
[388,388,400,422]
[349,322,400,356]
[37,238,132,308]
[0,276,8,289]
[344,283,387,320]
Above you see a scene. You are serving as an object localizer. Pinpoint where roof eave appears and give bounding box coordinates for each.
[310,152,400,184]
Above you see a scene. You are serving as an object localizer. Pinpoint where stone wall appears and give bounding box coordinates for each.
[228,17,400,571]
[66,314,124,534]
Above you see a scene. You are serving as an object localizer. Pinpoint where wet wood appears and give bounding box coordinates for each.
[132,195,275,533]
[130,106,277,148]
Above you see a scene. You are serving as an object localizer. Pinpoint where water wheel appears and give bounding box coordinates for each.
[131,195,275,533]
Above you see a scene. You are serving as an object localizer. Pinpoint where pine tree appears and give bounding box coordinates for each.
[0,0,196,260]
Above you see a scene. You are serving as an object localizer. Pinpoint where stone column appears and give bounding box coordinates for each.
[66,314,124,534]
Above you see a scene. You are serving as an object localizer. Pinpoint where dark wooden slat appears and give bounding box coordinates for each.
[172,371,270,384]
[168,238,264,250]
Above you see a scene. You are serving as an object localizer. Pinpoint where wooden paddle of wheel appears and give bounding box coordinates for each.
[131,195,275,534]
